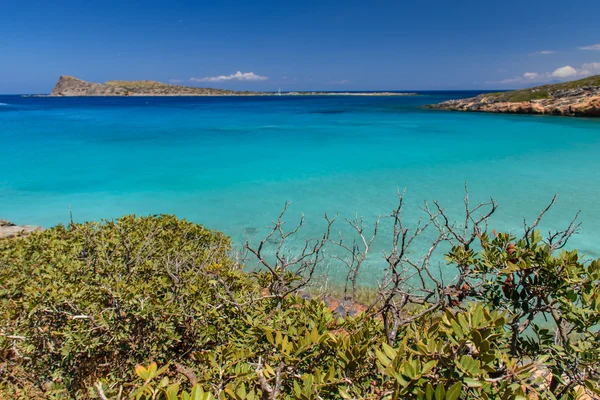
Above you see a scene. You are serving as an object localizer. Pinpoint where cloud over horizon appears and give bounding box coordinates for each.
[531,50,555,55]
[551,65,577,78]
[190,71,268,83]
[579,62,600,75]
[491,62,600,85]
[577,44,600,51]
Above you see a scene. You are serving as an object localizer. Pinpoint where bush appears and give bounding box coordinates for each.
[1,210,599,399]
[0,215,253,397]
[113,303,553,400]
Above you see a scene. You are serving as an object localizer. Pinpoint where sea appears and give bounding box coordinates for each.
[1,92,599,285]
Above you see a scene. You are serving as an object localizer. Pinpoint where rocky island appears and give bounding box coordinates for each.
[48,75,417,97]
[428,75,600,117]
[49,75,260,96]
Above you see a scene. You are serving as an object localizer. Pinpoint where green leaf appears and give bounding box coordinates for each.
[425,383,435,400]
[376,349,391,366]
[421,360,437,375]
[445,382,461,400]
[382,342,397,359]
[450,319,464,337]
[165,383,181,400]
[471,329,482,347]
[338,387,352,399]
[190,384,206,400]
[463,377,482,388]
[435,383,446,400]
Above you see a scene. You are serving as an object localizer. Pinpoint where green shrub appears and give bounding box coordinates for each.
[1,212,599,399]
[0,215,254,397]
[104,303,549,400]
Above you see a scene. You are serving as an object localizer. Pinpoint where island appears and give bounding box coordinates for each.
[48,75,417,97]
[427,75,600,117]
[50,75,259,96]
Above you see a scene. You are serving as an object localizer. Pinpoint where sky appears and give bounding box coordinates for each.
[1,0,599,93]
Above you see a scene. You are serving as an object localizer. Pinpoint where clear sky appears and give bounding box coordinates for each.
[1,0,599,93]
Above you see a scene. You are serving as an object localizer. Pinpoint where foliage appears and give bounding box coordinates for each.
[1,204,600,399]
[465,230,600,396]
[0,215,252,397]
[483,89,551,102]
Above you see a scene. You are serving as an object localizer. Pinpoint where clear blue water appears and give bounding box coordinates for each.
[1,93,599,284]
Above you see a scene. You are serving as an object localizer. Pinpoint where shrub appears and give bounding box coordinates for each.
[0,215,253,397]
[1,208,600,399]
[108,303,549,400]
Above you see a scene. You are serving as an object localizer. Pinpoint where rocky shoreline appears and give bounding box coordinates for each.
[427,75,600,117]
[0,219,43,239]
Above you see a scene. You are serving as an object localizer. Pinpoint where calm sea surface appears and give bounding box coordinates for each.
[1,93,599,284]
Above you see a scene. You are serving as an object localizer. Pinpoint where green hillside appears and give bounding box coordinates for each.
[484,74,600,102]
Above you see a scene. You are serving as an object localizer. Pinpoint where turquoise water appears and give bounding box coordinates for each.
[1,94,599,284]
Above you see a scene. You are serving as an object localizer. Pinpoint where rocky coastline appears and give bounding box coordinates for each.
[427,75,600,117]
[0,219,43,239]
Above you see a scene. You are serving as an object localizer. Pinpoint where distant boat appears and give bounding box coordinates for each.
[278,88,282,96]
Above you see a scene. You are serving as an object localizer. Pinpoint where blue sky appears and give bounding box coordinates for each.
[1,0,599,93]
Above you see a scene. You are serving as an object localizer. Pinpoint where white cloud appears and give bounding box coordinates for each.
[579,62,600,76]
[531,50,555,55]
[327,80,351,85]
[492,72,550,84]
[578,44,600,51]
[190,71,268,83]
[491,62,600,85]
[552,65,578,78]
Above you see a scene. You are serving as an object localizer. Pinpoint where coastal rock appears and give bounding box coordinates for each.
[427,75,600,117]
[327,296,364,317]
[51,75,115,96]
[0,220,43,239]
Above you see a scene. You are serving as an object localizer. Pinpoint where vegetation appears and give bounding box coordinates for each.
[1,193,599,399]
[483,89,551,103]
[104,80,248,95]
[482,74,600,103]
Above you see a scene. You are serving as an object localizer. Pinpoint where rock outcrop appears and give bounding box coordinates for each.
[0,219,43,239]
[51,75,111,96]
[50,75,260,96]
[428,75,600,117]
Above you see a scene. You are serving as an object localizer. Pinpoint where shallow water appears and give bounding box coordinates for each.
[1,93,599,284]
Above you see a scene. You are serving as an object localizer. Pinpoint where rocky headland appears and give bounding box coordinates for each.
[427,75,600,117]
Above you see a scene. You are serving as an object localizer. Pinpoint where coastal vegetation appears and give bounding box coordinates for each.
[1,194,599,399]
